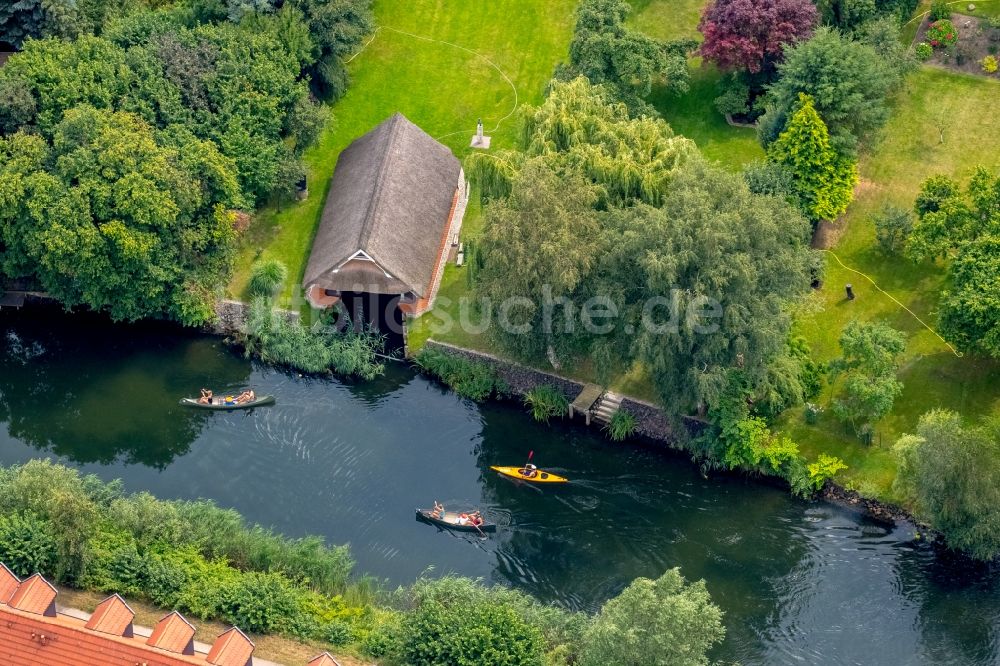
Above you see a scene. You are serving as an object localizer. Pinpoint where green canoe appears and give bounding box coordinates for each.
[179,395,275,410]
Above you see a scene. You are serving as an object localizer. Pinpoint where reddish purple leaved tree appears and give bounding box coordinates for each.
[698,0,818,74]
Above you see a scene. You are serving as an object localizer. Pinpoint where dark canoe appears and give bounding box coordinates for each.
[415,509,496,533]
[179,395,275,410]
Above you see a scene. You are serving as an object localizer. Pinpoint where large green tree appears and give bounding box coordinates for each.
[467,77,696,208]
[0,106,240,324]
[906,168,1000,357]
[767,93,857,221]
[565,0,693,111]
[475,159,603,364]
[894,410,1000,560]
[830,320,906,436]
[580,568,724,666]
[758,27,904,155]
[620,160,813,414]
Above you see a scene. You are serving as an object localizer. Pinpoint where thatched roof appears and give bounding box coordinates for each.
[303,113,461,297]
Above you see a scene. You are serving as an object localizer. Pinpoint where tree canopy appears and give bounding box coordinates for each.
[0,107,240,324]
[698,0,818,75]
[467,77,696,208]
[0,0,370,324]
[894,410,1000,560]
[906,168,1000,357]
[565,0,693,111]
[580,568,725,666]
[830,320,906,436]
[767,93,857,222]
[758,27,904,155]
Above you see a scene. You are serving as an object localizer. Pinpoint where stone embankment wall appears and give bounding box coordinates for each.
[421,340,689,444]
[210,299,299,335]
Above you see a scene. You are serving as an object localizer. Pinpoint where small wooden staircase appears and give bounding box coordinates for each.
[592,391,622,425]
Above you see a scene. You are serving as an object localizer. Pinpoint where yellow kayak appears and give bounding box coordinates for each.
[490,466,569,483]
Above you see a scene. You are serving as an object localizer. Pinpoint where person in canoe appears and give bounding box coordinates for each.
[430,501,444,519]
[235,389,256,405]
[198,388,213,405]
[520,463,538,479]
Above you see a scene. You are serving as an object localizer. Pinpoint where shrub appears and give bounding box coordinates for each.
[323,619,352,646]
[893,410,1000,560]
[714,73,750,117]
[580,568,724,666]
[929,0,952,20]
[414,348,508,401]
[604,409,637,442]
[915,42,933,60]
[172,500,355,595]
[806,454,848,491]
[240,298,384,379]
[983,55,999,73]
[248,258,288,297]
[872,204,914,254]
[396,577,546,666]
[926,19,958,48]
[0,512,58,578]
[217,570,306,634]
[524,385,569,422]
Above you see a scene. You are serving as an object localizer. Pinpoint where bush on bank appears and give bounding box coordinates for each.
[414,347,509,401]
[0,461,727,664]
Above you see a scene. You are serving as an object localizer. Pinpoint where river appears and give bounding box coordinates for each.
[0,307,997,665]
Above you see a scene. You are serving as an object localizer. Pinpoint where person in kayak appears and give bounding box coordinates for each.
[520,463,538,478]
[198,388,213,405]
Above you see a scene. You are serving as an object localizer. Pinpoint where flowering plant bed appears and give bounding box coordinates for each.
[915,13,1000,78]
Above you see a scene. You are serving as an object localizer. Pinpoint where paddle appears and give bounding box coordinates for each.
[521,450,534,476]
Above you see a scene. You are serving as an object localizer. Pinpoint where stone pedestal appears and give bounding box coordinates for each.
[470,134,491,149]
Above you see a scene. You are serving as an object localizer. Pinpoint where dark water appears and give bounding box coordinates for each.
[1,308,999,665]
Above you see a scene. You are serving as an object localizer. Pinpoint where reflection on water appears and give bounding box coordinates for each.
[0,307,998,665]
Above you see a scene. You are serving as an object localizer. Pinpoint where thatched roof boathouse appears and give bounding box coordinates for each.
[303,113,468,325]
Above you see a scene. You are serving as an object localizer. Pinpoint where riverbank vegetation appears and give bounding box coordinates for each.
[413,347,509,402]
[237,297,385,379]
[0,460,726,665]
[0,0,372,324]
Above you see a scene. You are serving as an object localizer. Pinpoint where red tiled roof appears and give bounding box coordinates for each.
[0,605,205,666]
[0,563,19,604]
[0,561,341,666]
[84,593,135,637]
[8,573,57,616]
[148,611,196,655]
[207,626,255,666]
[307,652,342,666]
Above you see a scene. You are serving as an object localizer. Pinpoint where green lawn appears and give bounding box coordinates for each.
[627,0,706,41]
[230,0,578,303]
[647,64,764,169]
[629,0,764,170]
[779,67,1000,498]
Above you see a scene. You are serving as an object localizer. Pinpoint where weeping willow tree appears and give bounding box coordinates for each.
[466,77,695,208]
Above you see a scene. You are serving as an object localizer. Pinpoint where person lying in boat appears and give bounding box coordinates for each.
[198,388,213,405]
[520,464,538,478]
[235,390,256,404]
[430,501,444,519]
